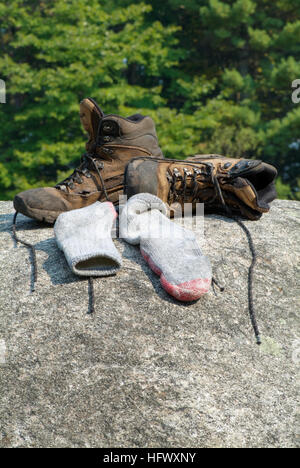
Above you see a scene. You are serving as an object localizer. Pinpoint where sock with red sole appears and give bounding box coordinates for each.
[119,193,212,301]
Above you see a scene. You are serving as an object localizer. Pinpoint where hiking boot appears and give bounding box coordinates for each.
[124,154,277,220]
[14,98,163,223]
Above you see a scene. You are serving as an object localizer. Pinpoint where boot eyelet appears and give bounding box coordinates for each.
[173,168,182,178]
[103,125,112,133]
[103,148,114,155]
[183,168,192,176]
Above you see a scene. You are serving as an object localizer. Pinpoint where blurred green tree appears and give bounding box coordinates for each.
[0,0,299,200]
[0,0,181,198]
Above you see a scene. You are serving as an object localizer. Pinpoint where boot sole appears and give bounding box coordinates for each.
[13,195,61,224]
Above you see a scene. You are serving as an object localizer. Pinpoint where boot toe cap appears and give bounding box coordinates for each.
[14,188,66,223]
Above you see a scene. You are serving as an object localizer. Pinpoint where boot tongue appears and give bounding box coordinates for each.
[79,98,104,144]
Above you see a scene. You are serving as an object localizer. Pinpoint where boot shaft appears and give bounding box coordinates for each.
[80,98,163,159]
[58,99,164,202]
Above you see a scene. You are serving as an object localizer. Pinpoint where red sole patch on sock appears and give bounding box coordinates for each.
[140,248,211,302]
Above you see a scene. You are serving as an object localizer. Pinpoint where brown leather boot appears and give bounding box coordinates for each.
[14,98,163,223]
[124,154,277,220]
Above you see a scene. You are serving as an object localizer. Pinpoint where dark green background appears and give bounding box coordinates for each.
[0,0,299,200]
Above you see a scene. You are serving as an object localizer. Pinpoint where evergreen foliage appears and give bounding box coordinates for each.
[0,0,299,200]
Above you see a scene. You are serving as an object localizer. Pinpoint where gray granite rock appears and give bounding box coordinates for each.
[0,200,299,448]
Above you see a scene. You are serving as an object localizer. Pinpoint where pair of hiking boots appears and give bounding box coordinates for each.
[12,97,278,345]
[14,98,277,223]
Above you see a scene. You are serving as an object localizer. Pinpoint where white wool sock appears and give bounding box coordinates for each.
[120,193,211,301]
[54,201,122,276]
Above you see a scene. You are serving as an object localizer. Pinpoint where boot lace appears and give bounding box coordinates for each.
[126,156,261,344]
[166,160,261,345]
[54,151,111,314]
[13,153,110,313]
[12,119,113,313]
[168,163,213,204]
[55,153,110,202]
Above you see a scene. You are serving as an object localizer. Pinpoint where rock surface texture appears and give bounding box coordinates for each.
[0,199,299,448]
